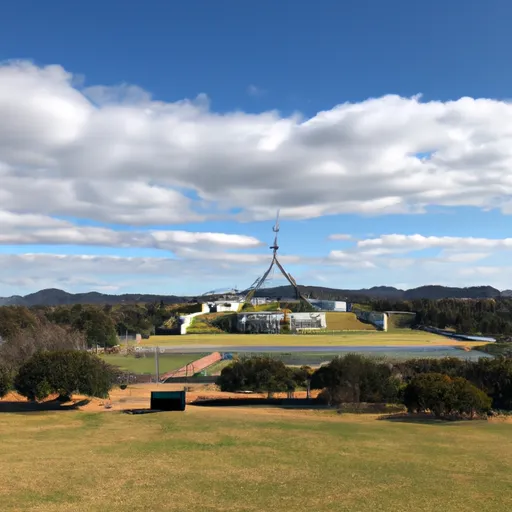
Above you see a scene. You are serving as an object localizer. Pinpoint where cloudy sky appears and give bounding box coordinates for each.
[1,0,512,296]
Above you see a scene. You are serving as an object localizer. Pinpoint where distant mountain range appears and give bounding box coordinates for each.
[0,285,507,307]
[0,288,186,307]
[253,284,502,301]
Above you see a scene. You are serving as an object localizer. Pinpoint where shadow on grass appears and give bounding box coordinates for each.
[0,398,91,413]
[377,412,468,424]
[191,398,332,410]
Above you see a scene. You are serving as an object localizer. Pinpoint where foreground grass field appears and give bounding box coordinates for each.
[0,407,511,511]
[141,330,485,348]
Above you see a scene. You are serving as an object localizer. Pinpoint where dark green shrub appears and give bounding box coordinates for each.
[211,313,237,332]
[14,350,120,401]
[395,357,512,411]
[395,357,467,380]
[291,366,314,388]
[464,358,512,410]
[403,372,491,418]
[450,377,492,418]
[310,354,400,405]
[216,357,296,397]
[403,373,453,417]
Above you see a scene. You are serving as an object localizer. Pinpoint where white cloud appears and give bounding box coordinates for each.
[328,234,353,241]
[439,252,491,263]
[171,246,300,264]
[357,234,512,252]
[0,210,68,229]
[247,84,266,97]
[0,245,510,297]
[458,266,506,277]
[322,233,512,285]
[3,61,512,225]
[0,211,262,249]
[4,60,512,294]
[149,230,261,248]
[325,233,512,267]
[0,252,303,296]
[327,250,377,269]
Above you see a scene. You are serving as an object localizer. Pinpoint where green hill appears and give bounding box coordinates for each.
[325,312,377,331]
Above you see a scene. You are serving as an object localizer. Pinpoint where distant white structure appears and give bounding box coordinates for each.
[251,297,272,306]
[207,301,243,313]
[179,303,211,334]
[237,312,284,333]
[353,309,388,331]
[308,299,348,312]
[236,311,326,333]
[290,312,326,330]
[178,301,244,334]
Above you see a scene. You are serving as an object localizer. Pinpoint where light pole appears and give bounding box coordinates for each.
[154,346,160,384]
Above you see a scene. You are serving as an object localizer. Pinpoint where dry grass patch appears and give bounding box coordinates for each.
[325,312,377,331]
[142,330,479,347]
[0,408,511,511]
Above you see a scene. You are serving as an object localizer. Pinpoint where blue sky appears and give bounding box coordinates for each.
[1,0,512,296]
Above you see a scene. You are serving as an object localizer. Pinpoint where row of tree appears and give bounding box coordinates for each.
[0,302,174,349]
[217,354,512,418]
[0,321,120,401]
[3,297,512,340]
[216,357,312,395]
[366,298,512,336]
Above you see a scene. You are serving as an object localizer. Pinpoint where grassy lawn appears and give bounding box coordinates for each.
[0,408,511,511]
[100,354,205,374]
[203,360,231,375]
[325,312,376,331]
[141,330,486,348]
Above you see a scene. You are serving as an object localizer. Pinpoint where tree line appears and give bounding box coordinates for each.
[3,297,512,342]
[365,298,512,336]
[0,320,121,402]
[0,302,177,402]
[217,354,512,419]
[0,302,173,349]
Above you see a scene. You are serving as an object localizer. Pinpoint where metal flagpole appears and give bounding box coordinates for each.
[154,346,160,384]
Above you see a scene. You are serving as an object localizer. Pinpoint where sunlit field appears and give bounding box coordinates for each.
[140,331,485,348]
[0,407,510,511]
[100,354,205,374]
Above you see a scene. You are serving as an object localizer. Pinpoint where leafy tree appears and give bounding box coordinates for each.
[403,373,491,418]
[396,357,512,411]
[464,358,512,410]
[450,377,492,418]
[310,354,400,405]
[364,297,512,336]
[0,306,40,340]
[292,366,314,388]
[403,373,454,417]
[14,350,119,401]
[0,365,12,398]
[74,308,118,348]
[216,357,297,397]
[0,323,86,373]
[45,305,119,347]
[395,357,467,381]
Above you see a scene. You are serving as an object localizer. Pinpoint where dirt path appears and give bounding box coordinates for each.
[0,384,320,413]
